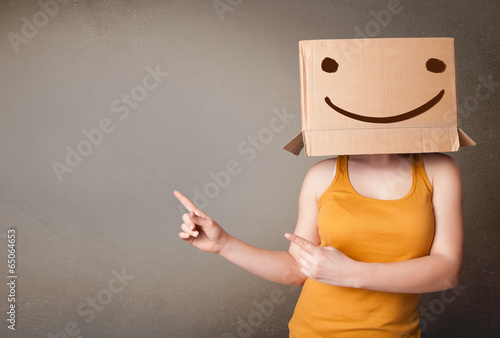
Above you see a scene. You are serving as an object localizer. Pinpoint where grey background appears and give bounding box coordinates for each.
[0,0,498,337]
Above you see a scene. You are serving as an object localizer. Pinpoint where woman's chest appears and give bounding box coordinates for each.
[317,196,435,262]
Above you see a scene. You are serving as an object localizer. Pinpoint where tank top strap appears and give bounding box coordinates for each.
[413,153,434,196]
[336,155,350,185]
[318,156,349,204]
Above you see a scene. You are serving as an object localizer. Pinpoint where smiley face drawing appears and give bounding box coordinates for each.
[322,57,447,123]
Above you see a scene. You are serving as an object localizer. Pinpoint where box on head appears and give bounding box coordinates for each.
[284,37,475,156]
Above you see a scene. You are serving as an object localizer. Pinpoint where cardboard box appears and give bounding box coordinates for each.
[283,38,476,156]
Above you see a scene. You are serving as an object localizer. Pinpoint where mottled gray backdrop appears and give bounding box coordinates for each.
[0,0,498,337]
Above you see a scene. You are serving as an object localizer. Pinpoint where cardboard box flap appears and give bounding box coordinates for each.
[283,131,304,155]
[458,128,476,147]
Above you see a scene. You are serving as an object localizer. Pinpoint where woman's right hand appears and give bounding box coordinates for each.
[173,190,229,255]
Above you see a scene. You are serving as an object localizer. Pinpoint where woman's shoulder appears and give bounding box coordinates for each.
[421,153,461,187]
[303,157,338,200]
[307,157,338,177]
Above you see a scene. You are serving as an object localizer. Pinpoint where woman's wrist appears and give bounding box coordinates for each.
[217,232,233,257]
[349,260,368,289]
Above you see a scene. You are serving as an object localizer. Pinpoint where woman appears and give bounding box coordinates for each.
[174,152,463,337]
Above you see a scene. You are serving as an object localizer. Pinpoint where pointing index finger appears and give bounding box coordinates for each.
[173,190,205,217]
[285,233,317,254]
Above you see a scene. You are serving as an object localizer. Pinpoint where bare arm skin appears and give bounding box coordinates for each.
[174,192,304,285]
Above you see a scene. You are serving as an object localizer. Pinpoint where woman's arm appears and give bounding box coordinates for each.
[174,159,333,286]
[287,153,464,293]
[219,235,304,285]
[174,191,304,286]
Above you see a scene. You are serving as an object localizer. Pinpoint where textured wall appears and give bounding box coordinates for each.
[0,0,498,337]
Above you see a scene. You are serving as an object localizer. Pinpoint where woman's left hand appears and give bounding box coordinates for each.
[285,233,359,288]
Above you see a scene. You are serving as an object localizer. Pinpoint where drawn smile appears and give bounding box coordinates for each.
[324,89,445,123]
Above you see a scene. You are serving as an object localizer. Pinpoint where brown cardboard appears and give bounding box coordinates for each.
[284,38,476,156]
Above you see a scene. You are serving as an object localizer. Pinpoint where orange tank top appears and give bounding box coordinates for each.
[288,154,435,337]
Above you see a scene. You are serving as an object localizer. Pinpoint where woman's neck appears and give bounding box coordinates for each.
[348,154,405,165]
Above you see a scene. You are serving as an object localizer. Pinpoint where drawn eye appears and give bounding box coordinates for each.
[426,58,446,73]
[321,57,339,73]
